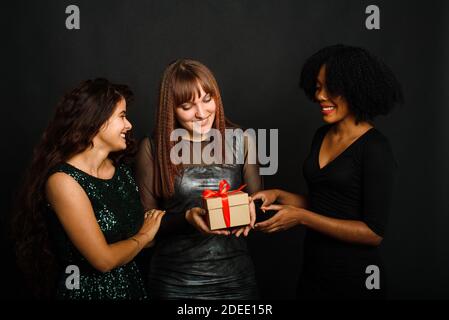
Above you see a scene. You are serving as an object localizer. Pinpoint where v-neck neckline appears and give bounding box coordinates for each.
[316,126,375,171]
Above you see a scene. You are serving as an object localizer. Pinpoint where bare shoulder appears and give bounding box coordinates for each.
[46,171,79,190]
[45,172,87,203]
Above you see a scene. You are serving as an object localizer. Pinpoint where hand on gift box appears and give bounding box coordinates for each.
[230,196,256,237]
[185,207,232,236]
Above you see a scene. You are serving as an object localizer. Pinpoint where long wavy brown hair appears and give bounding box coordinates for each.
[153,59,236,198]
[12,78,136,298]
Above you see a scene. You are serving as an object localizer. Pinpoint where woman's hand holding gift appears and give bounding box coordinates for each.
[185,207,231,236]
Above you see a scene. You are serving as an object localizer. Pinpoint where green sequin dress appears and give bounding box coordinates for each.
[46,162,148,300]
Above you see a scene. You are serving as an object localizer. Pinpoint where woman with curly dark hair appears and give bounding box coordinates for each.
[13,78,165,299]
[252,44,403,299]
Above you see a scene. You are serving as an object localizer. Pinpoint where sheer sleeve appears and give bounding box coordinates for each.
[243,134,263,195]
[134,138,193,237]
[135,138,158,211]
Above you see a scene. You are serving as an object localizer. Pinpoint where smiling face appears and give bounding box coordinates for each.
[315,65,352,124]
[95,97,132,151]
[174,84,216,137]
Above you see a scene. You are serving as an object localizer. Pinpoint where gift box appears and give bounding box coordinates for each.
[202,180,250,230]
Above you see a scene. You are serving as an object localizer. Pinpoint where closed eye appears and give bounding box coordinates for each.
[181,103,192,110]
[203,94,211,103]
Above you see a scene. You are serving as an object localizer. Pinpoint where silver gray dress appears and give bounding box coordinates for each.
[135,132,262,299]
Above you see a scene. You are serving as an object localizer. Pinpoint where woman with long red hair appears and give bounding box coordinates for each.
[135,59,262,299]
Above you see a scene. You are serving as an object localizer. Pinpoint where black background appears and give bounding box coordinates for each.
[2,0,448,299]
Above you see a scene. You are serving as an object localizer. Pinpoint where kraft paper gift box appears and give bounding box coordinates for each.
[203,191,250,231]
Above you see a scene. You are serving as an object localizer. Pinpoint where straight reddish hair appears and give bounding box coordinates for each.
[153,59,234,198]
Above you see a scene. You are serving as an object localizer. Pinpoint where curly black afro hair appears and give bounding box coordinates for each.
[299,44,404,122]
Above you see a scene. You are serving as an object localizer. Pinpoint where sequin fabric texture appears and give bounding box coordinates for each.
[47,162,147,300]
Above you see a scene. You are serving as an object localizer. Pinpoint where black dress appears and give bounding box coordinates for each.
[299,125,397,299]
[46,162,148,300]
[135,132,262,299]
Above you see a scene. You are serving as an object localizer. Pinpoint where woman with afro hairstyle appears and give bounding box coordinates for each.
[252,44,403,299]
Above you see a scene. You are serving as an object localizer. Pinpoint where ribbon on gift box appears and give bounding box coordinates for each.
[202,179,246,228]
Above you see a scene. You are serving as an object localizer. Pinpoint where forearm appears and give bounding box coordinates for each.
[298,208,382,246]
[97,233,148,272]
[276,189,308,208]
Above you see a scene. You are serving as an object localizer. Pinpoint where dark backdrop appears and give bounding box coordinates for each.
[2,0,448,299]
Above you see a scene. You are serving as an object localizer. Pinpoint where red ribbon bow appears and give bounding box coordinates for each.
[202,180,246,228]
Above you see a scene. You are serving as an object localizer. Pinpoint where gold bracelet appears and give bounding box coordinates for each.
[130,236,141,248]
